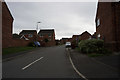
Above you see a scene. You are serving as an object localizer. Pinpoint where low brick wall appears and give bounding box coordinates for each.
[40,41,56,47]
[11,39,31,47]
[45,41,56,47]
[2,38,31,48]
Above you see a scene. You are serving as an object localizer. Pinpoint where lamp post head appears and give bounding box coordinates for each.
[37,22,41,23]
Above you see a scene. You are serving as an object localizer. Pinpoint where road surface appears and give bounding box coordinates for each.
[3,45,80,78]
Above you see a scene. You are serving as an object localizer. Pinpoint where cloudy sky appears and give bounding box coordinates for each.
[6,0,98,39]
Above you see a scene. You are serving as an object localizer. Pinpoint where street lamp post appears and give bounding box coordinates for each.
[36,22,41,33]
[36,22,41,41]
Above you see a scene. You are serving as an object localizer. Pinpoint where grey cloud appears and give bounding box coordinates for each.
[6,2,97,39]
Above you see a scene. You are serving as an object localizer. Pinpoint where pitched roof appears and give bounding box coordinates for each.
[2,1,14,20]
[80,31,91,36]
[38,29,54,36]
[19,30,37,35]
[72,35,80,38]
[62,38,69,40]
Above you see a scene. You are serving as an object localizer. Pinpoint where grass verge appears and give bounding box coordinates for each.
[2,47,35,55]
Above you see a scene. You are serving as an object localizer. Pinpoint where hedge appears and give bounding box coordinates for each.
[78,39,111,54]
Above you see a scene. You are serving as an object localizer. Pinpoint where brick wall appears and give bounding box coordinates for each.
[96,2,120,51]
[2,2,14,48]
[114,2,120,51]
[96,2,115,42]
[38,34,55,46]
[11,39,31,47]
[44,41,56,47]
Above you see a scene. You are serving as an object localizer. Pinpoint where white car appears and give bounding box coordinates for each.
[65,42,71,48]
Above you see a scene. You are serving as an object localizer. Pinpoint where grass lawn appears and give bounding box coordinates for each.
[2,47,35,55]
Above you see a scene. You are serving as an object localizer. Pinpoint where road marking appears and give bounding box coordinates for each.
[67,49,88,80]
[22,57,43,70]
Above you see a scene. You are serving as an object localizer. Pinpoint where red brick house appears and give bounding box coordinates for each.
[2,2,14,48]
[38,29,55,46]
[19,30,37,41]
[60,38,69,44]
[72,35,81,42]
[80,31,91,40]
[95,2,120,51]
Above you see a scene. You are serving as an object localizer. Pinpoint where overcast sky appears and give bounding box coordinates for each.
[6,1,98,39]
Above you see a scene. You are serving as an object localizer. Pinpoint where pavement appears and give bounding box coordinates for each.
[69,49,120,79]
[2,45,81,79]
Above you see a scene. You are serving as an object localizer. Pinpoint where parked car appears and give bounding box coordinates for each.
[34,41,41,47]
[65,42,71,48]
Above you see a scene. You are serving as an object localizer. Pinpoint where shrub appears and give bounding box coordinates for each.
[28,42,35,47]
[78,39,108,54]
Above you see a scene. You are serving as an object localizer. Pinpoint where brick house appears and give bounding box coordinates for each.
[19,30,37,41]
[71,35,80,42]
[60,38,69,44]
[38,29,55,46]
[2,2,14,48]
[80,31,91,40]
[95,2,120,51]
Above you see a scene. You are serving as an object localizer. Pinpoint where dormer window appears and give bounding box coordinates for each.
[97,18,100,27]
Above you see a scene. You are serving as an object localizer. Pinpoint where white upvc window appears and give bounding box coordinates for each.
[28,34,33,38]
[97,18,100,27]
[97,34,101,39]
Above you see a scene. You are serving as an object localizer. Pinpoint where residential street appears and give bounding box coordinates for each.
[2,45,120,79]
[2,45,80,78]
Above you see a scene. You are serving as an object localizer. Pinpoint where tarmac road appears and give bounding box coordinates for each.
[2,45,81,78]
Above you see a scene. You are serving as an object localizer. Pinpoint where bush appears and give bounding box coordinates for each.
[78,39,109,54]
[28,42,35,47]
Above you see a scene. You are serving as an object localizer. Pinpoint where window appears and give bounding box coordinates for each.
[97,34,101,39]
[97,18,100,27]
[28,34,33,38]
[40,35,43,37]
